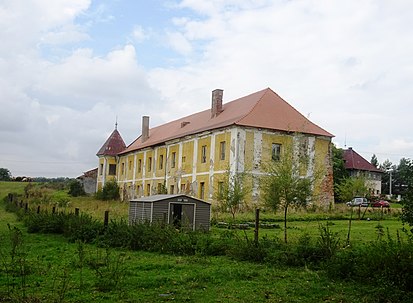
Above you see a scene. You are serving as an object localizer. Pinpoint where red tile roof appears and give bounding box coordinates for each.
[97,129,126,156]
[343,148,382,173]
[121,88,333,155]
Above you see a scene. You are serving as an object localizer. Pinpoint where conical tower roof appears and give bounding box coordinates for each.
[96,128,126,156]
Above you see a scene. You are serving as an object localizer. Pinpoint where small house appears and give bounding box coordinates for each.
[129,194,211,230]
[77,168,98,194]
[343,147,383,196]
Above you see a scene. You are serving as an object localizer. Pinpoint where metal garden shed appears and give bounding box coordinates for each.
[129,194,211,231]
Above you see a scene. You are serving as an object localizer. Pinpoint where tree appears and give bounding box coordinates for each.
[0,168,12,181]
[399,158,413,233]
[332,145,349,202]
[68,179,86,197]
[370,154,379,168]
[214,170,249,219]
[380,159,395,195]
[393,158,413,196]
[261,148,312,243]
[335,176,368,245]
[335,176,369,203]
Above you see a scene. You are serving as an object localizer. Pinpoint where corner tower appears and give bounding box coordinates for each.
[96,122,126,191]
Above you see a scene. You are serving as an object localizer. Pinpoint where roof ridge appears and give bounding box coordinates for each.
[234,88,269,124]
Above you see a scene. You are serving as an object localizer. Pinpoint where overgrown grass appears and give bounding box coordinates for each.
[1,182,412,302]
[1,205,411,303]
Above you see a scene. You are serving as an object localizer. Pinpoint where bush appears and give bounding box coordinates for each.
[24,211,103,243]
[68,179,86,197]
[96,181,120,200]
[325,233,413,293]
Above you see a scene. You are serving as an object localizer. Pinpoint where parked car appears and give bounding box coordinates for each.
[371,200,390,208]
[346,197,369,207]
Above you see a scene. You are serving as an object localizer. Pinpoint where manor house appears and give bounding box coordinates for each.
[96,88,334,207]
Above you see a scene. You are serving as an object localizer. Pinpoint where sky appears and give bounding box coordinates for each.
[1,0,412,178]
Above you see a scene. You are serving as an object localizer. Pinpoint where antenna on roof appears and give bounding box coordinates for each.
[115,116,118,130]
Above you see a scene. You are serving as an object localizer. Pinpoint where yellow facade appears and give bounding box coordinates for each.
[98,125,333,207]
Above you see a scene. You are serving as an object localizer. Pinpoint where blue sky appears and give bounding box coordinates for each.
[1,0,413,177]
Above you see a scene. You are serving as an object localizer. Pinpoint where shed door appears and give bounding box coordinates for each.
[170,203,195,229]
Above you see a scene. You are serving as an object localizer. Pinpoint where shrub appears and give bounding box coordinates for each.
[24,211,102,243]
[68,180,86,197]
[325,232,413,293]
[96,181,120,200]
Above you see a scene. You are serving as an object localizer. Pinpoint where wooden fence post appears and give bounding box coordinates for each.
[52,206,56,214]
[104,211,109,229]
[37,205,41,214]
[254,208,260,246]
[75,208,80,216]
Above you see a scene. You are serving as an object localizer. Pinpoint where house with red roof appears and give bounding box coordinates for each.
[343,147,383,195]
[97,88,334,207]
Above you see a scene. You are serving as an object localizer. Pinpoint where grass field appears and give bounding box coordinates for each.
[0,201,393,303]
[0,181,411,302]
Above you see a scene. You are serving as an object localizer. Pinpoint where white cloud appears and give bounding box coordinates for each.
[131,25,147,42]
[0,0,162,177]
[1,0,413,177]
[166,31,193,55]
[148,0,413,168]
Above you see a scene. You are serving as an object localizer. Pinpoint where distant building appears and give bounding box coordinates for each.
[343,147,383,195]
[77,168,98,194]
[97,88,335,207]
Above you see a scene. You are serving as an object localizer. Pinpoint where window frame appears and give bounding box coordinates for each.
[171,152,176,168]
[219,141,226,160]
[201,145,207,163]
[108,164,116,176]
[272,143,282,161]
[159,154,164,170]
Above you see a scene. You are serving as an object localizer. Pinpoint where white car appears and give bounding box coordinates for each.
[346,197,369,207]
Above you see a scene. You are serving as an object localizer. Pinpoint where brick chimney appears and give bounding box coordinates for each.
[211,89,223,118]
[141,116,149,143]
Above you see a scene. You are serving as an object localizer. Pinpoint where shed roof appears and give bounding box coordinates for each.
[120,88,333,154]
[343,148,382,173]
[130,194,211,205]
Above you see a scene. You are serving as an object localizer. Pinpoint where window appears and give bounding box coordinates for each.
[159,154,164,170]
[272,143,281,161]
[170,185,175,194]
[219,141,226,160]
[99,164,103,175]
[146,184,151,196]
[129,160,132,170]
[200,182,205,200]
[121,163,125,175]
[182,156,186,163]
[171,152,176,168]
[148,157,152,172]
[138,159,142,173]
[108,164,116,175]
[201,145,207,163]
